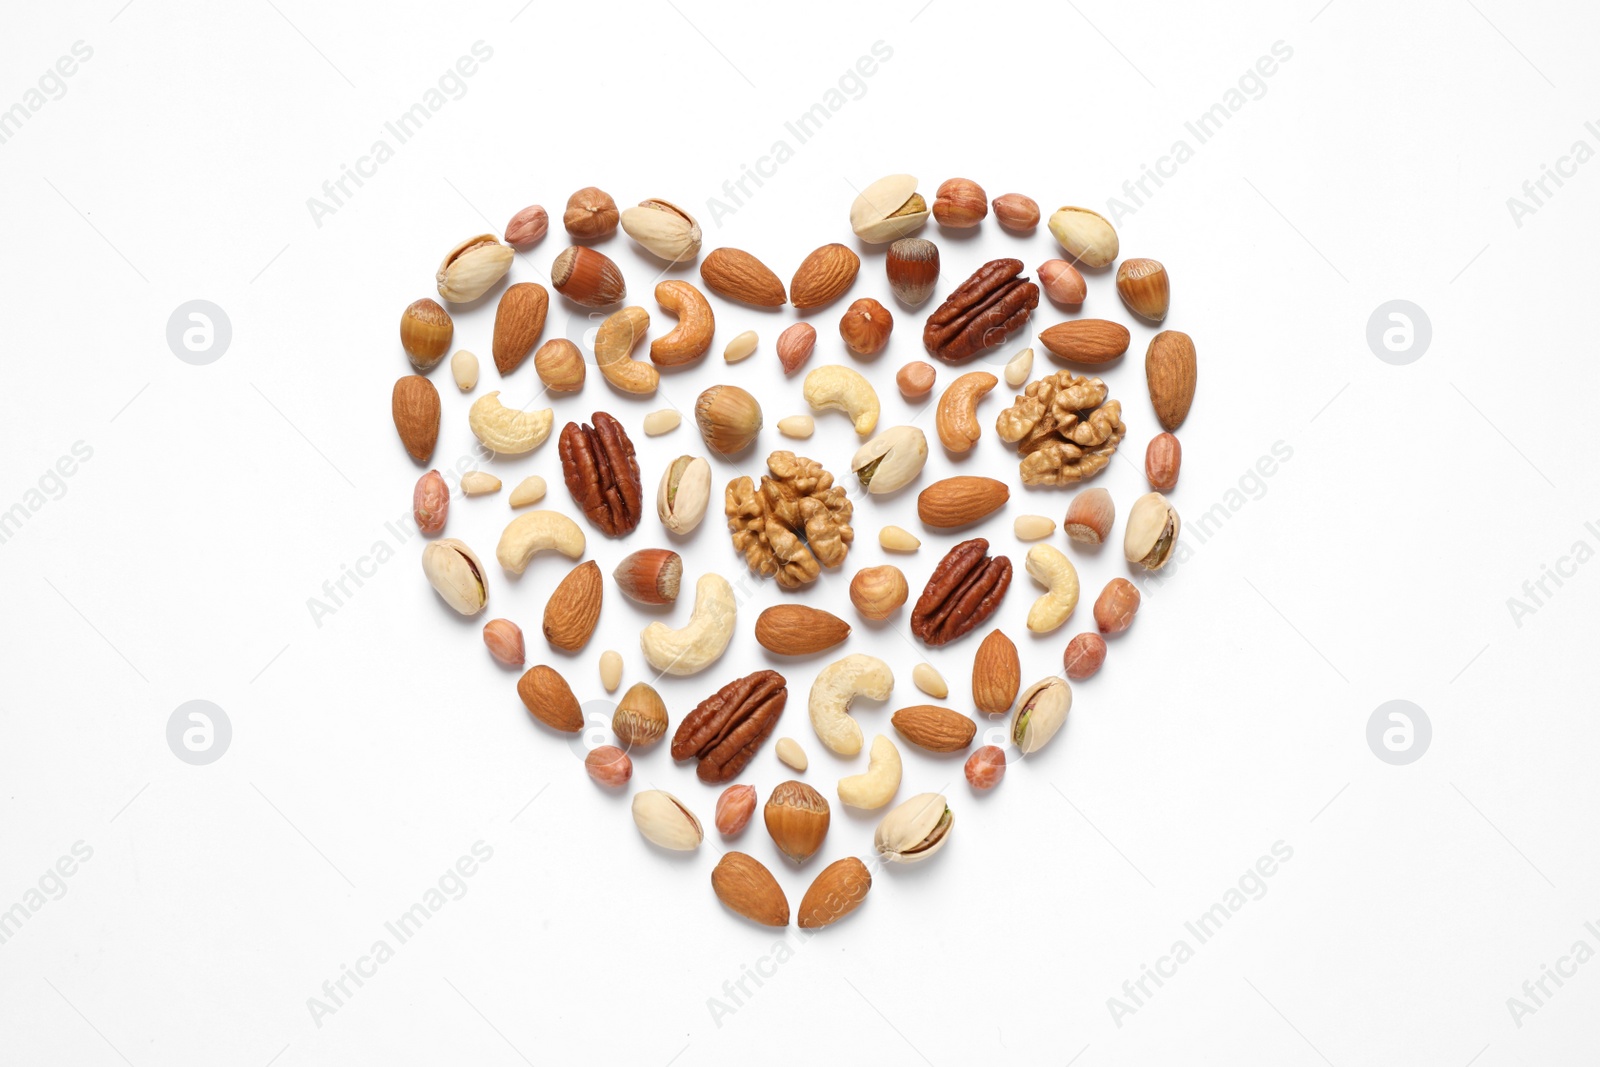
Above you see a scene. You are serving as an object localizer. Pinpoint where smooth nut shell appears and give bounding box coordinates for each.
[400,298,452,371]
[1117,258,1170,321]
[613,682,669,747]
[764,781,830,864]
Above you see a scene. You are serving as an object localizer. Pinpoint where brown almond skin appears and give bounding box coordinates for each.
[754,605,851,655]
[790,243,860,310]
[798,857,871,929]
[1146,330,1197,431]
[700,248,786,307]
[891,705,977,752]
[712,852,790,927]
[1038,320,1131,364]
[392,375,441,464]
[542,560,603,652]
[917,476,1009,529]
[492,282,549,375]
[971,629,1021,715]
[517,665,583,732]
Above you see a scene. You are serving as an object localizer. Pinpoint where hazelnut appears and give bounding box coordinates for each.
[1063,633,1107,680]
[694,384,763,456]
[932,177,987,228]
[1094,578,1141,635]
[1116,257,1170,321]
[585,745,632,787]
[1063,487,1115,545]
[563,186,618,240]
[612,549,683,605]
[764,781,830,864]
[1038,259,1087,305]
[849,565,909,621]
[885,238,940,306]
[1145,433,1181,491]
[839,297,893,357]
[896,360,936,399]
[992,193,1040,232]
[715,784,757,835]
[400,298,453,372]
[612,682,669,747]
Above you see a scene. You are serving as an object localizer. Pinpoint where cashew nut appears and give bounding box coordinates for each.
[1024,542,1080,634]
[935,371,997,453]
[639,573,735,676]
[495,510,586,574]
[803,365,880,436]
[468,391,553,455]
[593,306,659,395]
[808,653,893,757]
[650,280,714,367]
[837,733,902,810]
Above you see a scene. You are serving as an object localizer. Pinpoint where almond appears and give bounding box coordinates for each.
[391,375,440,463]
[1145,330,1197,431]
[916,476,1008,529]
[612,548,682,605]
[542,560,603,652]
[517,664,583,732]
[971,628,1020,715]
[753,604,851,655]
[891,705,977,752]
[711,852,790,926]
[1038,319,1131,365]
[551,245,626,308]
[700,247,786,307]
[491,282,549,375]
[790,243,860,310]
[798,856,871,929]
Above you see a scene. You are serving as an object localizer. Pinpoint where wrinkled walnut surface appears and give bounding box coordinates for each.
[910,538,1012,646]
[995,371,1125,486]
[559,412,643,535]
[726,451,854,589]
[671,670,788,783]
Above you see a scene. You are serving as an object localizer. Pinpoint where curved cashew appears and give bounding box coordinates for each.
[639,573,735,676]
[809,653,893,757]
[935,371,997,453]
[468,392,553,455]
[803,365,879,436]
[837,734,903,810]
[650,280,715,367]
[495,510,586,574]
[1024,543,1080,634]
[594,306,659,395]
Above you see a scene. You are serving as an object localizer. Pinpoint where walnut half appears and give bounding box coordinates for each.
[725,451,854,589]
[994,371,1125,486]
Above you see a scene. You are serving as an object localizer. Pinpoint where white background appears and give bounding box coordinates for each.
[3,0,1597,1063]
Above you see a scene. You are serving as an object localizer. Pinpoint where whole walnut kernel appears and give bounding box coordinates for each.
[995,370,1126,486]
[725,451,854,589]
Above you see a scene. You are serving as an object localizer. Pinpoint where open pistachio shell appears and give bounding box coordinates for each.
[421,538,488,615]
[850,175,930,244]
[620,199,703,263]
[1010,677,1071,754]
[1124,492,1180,571]
[631,789,703,851]
[850,426,929,495]
[873,792,953,864]
[436,234,514,303]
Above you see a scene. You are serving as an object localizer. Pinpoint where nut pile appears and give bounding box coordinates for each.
[394,177,1196,929]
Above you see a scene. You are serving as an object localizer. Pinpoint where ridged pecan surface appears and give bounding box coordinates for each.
[671,670,788,783]
[922,259,1040,363]
[910,538,1012,646]
[559,411,643,535]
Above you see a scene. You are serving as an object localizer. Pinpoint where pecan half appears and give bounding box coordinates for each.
[910,538,1012,646]
[922,259,1040,363]
[671,669,788,783]
[559,411,643,536]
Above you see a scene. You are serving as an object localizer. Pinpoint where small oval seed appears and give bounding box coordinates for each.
[777,415,814,438]
[879,525,921,552]
[723,330,758,363]
[460,471,502,496]
[775,737,808,772]
[1003,347,1033,388]
[643,409,682,436]
[451,349,479,391]
[1013,514,1055,540]
[599,649,623,692]
[912,663,948,699]
[509,475,547,508]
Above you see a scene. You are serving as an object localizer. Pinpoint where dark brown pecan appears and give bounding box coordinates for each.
[910,538,1012,646]
[671,669,787,783]
[922,259,1040,363]
[559,411,642,536]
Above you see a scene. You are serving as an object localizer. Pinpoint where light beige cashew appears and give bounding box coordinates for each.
[593,306,659,395]
[809,653,894,757]
[639,573,735,676]
[468,392,554,455]
[935,371,998,453]
[803,365,880,436]
[837,733,903,810]
[495,510,586,574]
[650,280,715,367]
[1024,543,1080,634]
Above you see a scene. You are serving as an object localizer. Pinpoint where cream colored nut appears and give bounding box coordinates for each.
[468,392,554,455]
[935,371,998,454]
[809,653,893,757]
[723,330,758,363]
[619,198,702,263]
[422,538,488,615]
[1003,347,1034,388]
[631,789,703,851]
[436,234,514,303]
[1125,492,1180,571]
[451,350,479,391]
[803,365,879,436]
[777,415,814,439]
[850,426,928,494]
[874,792,952,864]
[509,476,547,508]
[878,525,920,552]
[643,409,681,436]
[776,737,808,772]
[651,280,714,366]
[1013,514,1056,541]
[850,174,930,243]
[1011,677,1072,754]
[912,663,948,699]
[657,455,712,534]
[460,471,501,496]
[1024,543,1079,634]
[593,306,658,395]
[599,650,623,693]
[1047,206,1119,269]
[495,510,586,574]
[837,734,902,810]
[639,573,735,676]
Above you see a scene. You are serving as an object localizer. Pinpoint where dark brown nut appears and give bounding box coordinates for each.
[564,186,618,239]
[910,538,1012,647]
[922,258,1040,363]
[1145,432,1181,491]
[725,451,854,589]
[671,670,788,783]
[886,238,940,306]
[1094,579,1141,635]
[995,370,1126,486]
[1064,632,1107,679]
[558,412,643,536]
[840,298,893,357]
